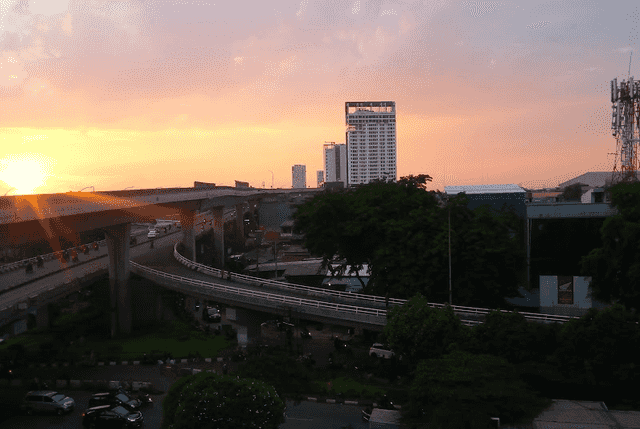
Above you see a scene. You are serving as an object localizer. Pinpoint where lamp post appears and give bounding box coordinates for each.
[79,186,95,192]
[3,187,15,196]
[448,202,452,306]
[439,193,452,306]
[268,170,274,189]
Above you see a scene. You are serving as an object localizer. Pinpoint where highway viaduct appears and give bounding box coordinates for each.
[0,185,321,337]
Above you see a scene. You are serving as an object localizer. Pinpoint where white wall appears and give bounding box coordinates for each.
[540,276,594,316]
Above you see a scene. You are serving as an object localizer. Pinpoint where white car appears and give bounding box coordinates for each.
[369,343,396,359]
[147,230,158,238]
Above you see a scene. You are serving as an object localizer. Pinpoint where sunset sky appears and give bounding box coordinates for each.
[0,0,637,195]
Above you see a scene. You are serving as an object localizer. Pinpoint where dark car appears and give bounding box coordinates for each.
[82,405,144,428]
[206,307,221,322]
[21,390,75,415]
[333,336,352,353]
[89,391,142,410]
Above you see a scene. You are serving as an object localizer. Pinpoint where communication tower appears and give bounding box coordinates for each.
[610,76,640,184]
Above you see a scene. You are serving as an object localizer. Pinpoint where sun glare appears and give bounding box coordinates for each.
[0,154,54,195]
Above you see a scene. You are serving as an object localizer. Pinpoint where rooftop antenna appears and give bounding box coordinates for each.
[630,51,633,77]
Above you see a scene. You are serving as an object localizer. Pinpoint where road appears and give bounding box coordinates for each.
[1,362,370,429]
[0,229,182,314]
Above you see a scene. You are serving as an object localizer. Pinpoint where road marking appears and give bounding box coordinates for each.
[286,417,313,421]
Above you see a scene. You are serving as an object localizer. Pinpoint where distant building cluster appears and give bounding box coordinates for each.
[291,101,397,189]
[291,165,306,189]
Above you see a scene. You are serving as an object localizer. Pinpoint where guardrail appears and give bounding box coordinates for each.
[172,243,583,325]
[130,262,389,326]
[0,240,108,274]
[172,243,406,307]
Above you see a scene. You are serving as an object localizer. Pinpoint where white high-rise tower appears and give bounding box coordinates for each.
[292,164,306,188]
[345,101,396,186]
[323,142,347,187]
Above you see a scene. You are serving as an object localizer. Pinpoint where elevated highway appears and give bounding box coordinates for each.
[1,232,590,342]
[0,185,320,335]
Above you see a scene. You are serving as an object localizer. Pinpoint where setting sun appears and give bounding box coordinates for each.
[0,154,54,196]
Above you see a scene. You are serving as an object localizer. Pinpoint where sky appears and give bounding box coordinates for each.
[0,0,638,195]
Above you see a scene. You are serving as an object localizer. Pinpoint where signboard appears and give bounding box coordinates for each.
[13,319,27,335]
[226,308,236,321]
[264,231,280,241]
[557,276,574,305]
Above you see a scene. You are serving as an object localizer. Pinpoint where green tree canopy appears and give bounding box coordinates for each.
[162,372,285,429]
[293,175,524,307]
[384,293,467,369]
[580,182,640,311]
[406,350,552,429]
[561,183,586,201]
[550,304,640,388]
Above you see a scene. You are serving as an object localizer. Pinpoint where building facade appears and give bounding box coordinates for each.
[292,164,306,189]
[316,170,324,188]
[345,101,396,186]
[323,142,347,187]
[444,184,527,218]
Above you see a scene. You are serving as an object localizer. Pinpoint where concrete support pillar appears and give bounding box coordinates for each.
[227,307,262,347]
[180,211,197,262]
[104,223,132,337]
[212,206,224,268]
[36,304,49,329]
[156,293,164,322]
[248,199,260,226]
[526,218,531,288]
[235,203,245,239]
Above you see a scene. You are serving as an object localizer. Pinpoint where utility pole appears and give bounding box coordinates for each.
[449,205,452,306]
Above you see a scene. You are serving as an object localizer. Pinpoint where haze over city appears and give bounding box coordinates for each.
[1,0,638,194]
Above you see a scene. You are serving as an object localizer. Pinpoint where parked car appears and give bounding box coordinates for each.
[88,391,142,410]
[300,327,312,339]
[82,405,144,428]
[334,336,353,354]
[369,343,396,359]
[147,229,158,238]
[206,307,221,322]
[21,390,75,415]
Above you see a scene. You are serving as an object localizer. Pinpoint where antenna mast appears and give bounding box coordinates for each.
[610,75,640,185]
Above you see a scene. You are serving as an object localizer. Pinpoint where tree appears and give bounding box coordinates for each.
[580,182,640,311]
[384,293,468,369]
[405,350,553,429]
[294,175,524,307]
[469,309,559,365]
[561,183,586,201]
[550,304,640,389]
[397,174,433,190]
[162,372,286,429]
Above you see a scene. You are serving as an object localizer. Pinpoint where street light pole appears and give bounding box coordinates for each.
[268,170,274,189]
[449,205,452,306]
[3,187,16,196]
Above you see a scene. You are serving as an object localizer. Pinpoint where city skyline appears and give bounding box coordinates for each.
[1,0,638,195]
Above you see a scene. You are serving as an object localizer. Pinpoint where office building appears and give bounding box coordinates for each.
[323,142,347,187]
[292,164,306,188]
[345,101,396,186]
[317,170,324,188]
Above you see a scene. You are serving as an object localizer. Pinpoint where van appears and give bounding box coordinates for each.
[369,343,396,359]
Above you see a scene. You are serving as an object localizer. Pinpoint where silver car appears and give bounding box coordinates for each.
[21,390,76,415]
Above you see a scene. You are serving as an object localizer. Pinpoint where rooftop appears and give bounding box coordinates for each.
[445,184,526,195]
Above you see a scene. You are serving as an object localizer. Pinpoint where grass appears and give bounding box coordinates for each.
[315,376,387,399]
[1,317,230,364]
